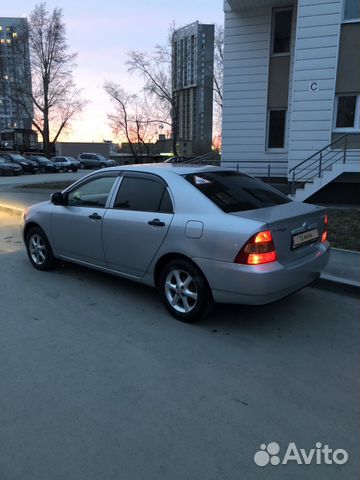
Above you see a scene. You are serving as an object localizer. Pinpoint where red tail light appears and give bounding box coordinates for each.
[235,230,277,265]
[322,213,328,243]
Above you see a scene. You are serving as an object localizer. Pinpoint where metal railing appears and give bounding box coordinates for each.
[289,133,359,196]
[183,151,220,165]
[185,153,287,181]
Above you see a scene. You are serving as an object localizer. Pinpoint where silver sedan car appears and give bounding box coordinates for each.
[21,164,330,322]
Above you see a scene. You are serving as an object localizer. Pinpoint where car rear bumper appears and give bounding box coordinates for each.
[194,242,330,305]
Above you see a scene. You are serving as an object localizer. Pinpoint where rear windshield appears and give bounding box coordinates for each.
[185,171,291,213]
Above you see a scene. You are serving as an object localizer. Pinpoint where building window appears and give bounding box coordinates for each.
[334,95,360,131]
[267,110,286,149]
[343,0,360,21]
[272,9,292,55]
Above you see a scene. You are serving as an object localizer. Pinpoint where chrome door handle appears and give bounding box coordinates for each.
[89,212,102,220]
[148,218,165,227]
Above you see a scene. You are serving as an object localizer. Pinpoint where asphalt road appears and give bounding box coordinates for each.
[0,213,359,480]
[0,171,90,210]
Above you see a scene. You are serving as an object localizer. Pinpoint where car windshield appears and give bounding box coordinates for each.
[11,154,26,161]
[185,171,291,213]
[0,157,7,163]
[98,155,107,161]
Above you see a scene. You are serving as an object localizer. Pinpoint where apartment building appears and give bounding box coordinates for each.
[0,17,33,131]
[222,0,360,199]
[172,22,214,156]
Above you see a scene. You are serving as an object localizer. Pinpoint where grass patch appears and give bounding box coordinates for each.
[327,208,360,251]
[17,181,74,190]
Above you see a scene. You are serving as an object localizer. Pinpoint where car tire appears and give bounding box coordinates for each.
[25,227,56,271]
[72,168,78,172]
[100,163,106,169]
[80,163,85,169]
[40,166,46,173]
[159,259,213,323]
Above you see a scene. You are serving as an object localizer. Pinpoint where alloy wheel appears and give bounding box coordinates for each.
[164,269,198,313]
[29,233,47,265]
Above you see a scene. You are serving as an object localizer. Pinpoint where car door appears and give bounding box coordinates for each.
[51,174,119,266]
[80,154,91,168]
[52,157,64,169]
[102,173,174,277]
[88,154,99,168]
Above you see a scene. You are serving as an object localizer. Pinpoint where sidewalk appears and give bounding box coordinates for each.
[0,180,359,290]
[0,188,52,214]
[320,248,360,289]
[0,170,86,215]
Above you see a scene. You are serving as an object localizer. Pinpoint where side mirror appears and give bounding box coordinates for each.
[51,191,66,205]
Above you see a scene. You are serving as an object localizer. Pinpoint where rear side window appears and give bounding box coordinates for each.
[114,177,173,213]
[185,171,291,213]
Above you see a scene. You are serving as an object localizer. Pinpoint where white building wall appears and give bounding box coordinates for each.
[222,4,289,177]
[288,0,342,177]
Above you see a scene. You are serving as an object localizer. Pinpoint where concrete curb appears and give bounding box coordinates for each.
[320,273,360,289]
[0,203,24,217]
[331,246,360,254]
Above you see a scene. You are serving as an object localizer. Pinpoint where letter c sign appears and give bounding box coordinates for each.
[309,81,319,92]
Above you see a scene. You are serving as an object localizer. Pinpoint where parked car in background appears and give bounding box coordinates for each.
[51,156,80,172]
[26,156,61,173]
[1,153,39,174]
[21,164,330,323]
[77,153,115,169]
[0,155,23,175]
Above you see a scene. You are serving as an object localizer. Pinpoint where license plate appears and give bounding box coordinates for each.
[292,228,319,249]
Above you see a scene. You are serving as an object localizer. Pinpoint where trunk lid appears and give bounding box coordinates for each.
[231,202,327,264]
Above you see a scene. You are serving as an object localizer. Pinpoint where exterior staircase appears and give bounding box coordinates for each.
[289,133,360,202]
[184,151,220,165]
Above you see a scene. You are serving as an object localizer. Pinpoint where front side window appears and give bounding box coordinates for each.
[334,95,359,130]
[114,176,172,213]
[185,171,290,213]
[267,109,286,149]
[272,9,292,55]
[67,176,116,207]
[343,0,360,21]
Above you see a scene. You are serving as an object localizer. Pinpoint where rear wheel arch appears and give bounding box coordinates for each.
[154,253,211,290]
[156,254,214,322]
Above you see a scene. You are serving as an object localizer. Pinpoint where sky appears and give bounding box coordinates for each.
[3,0,224,143]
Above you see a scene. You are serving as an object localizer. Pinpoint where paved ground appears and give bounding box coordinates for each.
[0,212,359,480]
[0,171,89,212]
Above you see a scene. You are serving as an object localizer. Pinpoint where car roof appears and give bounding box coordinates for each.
[105,163,231,176]
[80,152,103,155]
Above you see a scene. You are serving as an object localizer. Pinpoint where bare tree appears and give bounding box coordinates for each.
[3,3,86,155]
[104,81,139,160]
[127,23,224,155]
[104,81,161,162]
[214,24,224,110]
[127,27,178,155]
[213,25,224,151]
